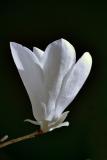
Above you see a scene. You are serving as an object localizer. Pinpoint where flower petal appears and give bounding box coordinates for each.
[57,111,69,123]
[48,111,69,129]
[49,122,69,131]
[55,52,92,116]
[43,39,76,120]
[10,42,48,121]
[24,119,40,125]
[33,47,45,67]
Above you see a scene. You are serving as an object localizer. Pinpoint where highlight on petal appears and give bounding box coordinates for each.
[55,52,92,117]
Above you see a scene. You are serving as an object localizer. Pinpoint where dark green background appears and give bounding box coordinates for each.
[0,2,107,160]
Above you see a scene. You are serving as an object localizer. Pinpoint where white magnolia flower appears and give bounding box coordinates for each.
[10,39,92,133]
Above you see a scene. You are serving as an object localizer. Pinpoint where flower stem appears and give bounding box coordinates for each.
[0,130,43,149]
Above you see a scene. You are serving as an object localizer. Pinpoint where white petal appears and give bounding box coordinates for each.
[57,111,70,123]
[10,43,41,68]
[43,39,76,120]
[10,42,48,121]
[24,119,40,125]
[48,111,69,129]
[49,122,69,131]
[33,47,45,67]
[33,47,44,58]
[55,52,92,116]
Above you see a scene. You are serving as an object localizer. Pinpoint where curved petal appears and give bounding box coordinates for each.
[49,122,69,131]
[10,42,48,121]
[55,111,69,124]
[24,119,40,125]
[43,39,76,120]
[33,47,44,58]
[55,52,92,117]
[33,47,45,67]
[48,111,69,128]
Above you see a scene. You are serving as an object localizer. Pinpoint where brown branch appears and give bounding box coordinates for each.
[0,130,43,149]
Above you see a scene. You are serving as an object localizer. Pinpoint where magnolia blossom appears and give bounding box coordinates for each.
[10,39,92,133]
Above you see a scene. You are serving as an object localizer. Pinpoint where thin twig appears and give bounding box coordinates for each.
[0,130,43,149]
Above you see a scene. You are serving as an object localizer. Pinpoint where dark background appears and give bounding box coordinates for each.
[0,1,107,160]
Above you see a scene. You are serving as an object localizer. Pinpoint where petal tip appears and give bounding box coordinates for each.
[10,42,24,70]
[66,122,69,126]
[10,42,15,49]
[83,52,92,66]
[60,38,66,42]
[10,42,21,50]
[60,38,69,44]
